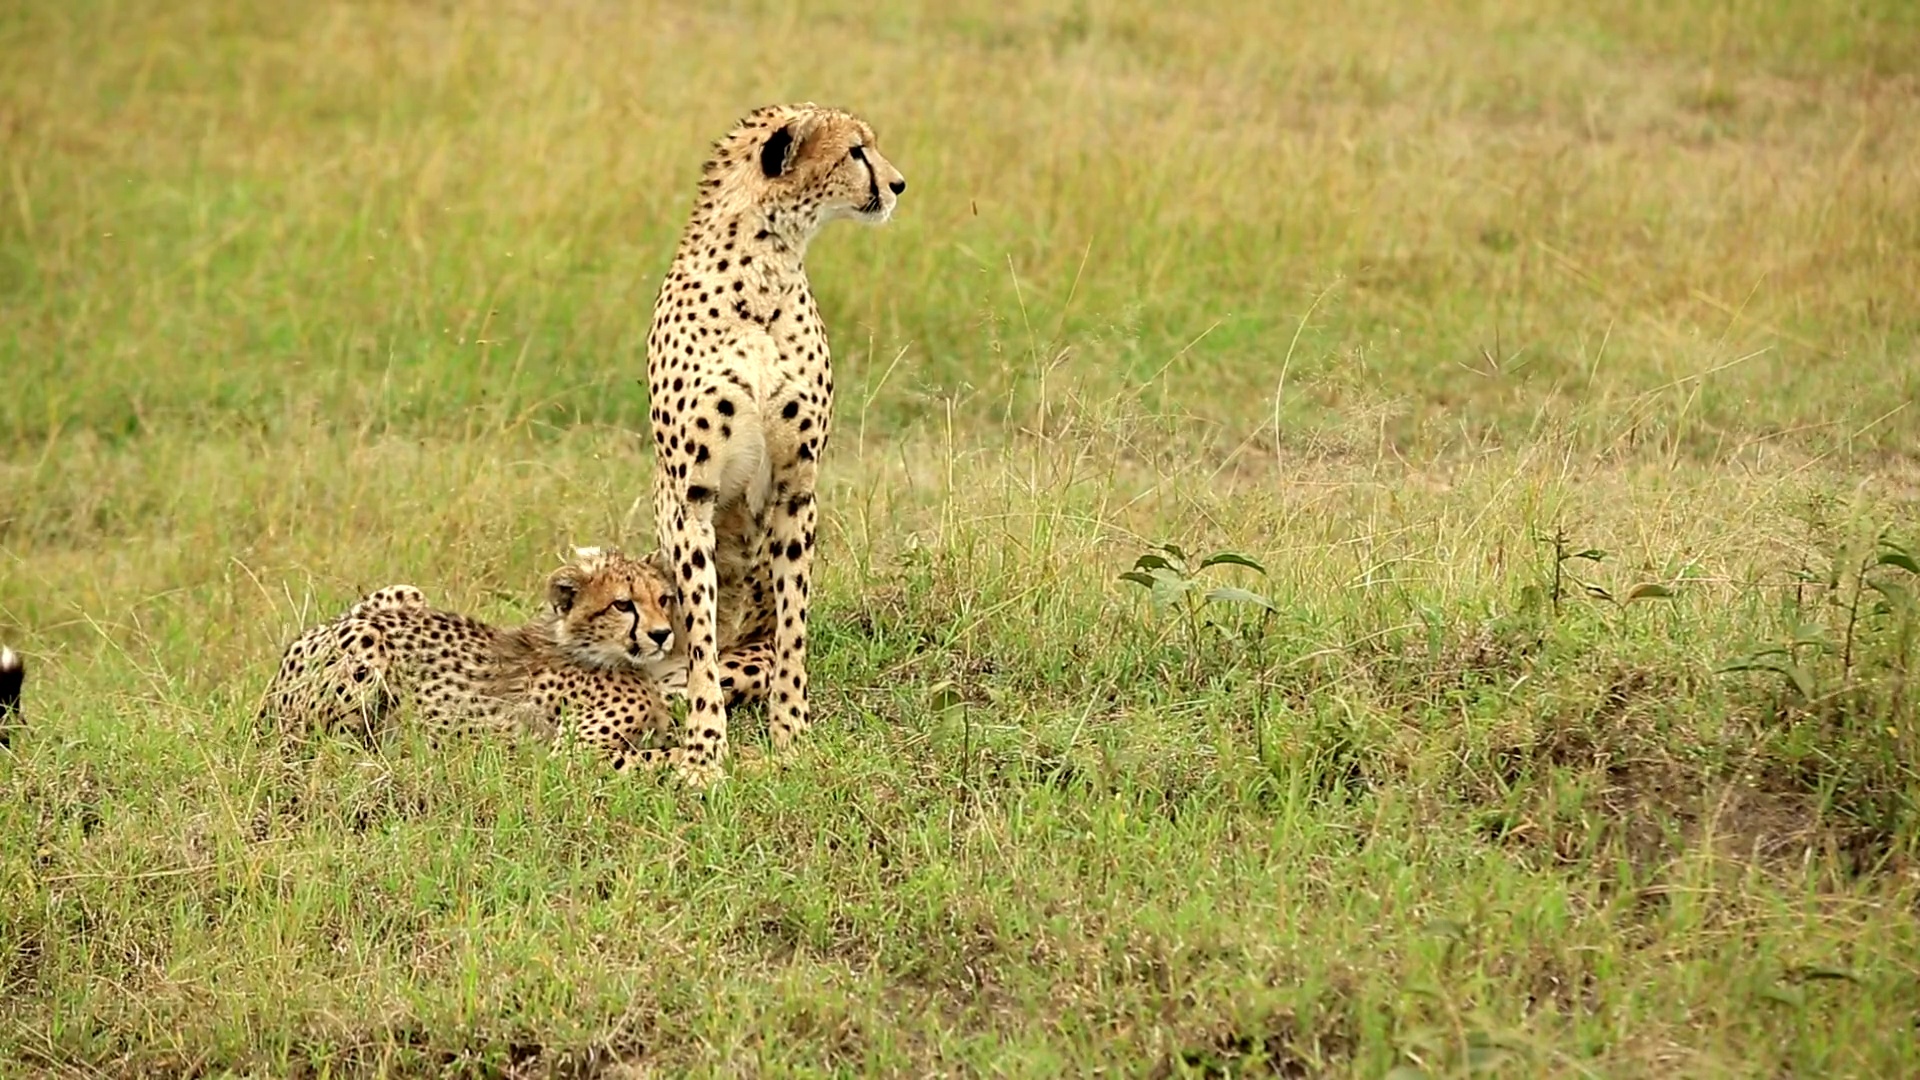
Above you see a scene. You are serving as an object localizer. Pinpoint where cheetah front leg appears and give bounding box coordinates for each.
[654,480,729,785]
[655,642,772,707]
[764,487,817,752]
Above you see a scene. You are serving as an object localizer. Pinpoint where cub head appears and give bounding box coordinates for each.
[544,547,678,670]
[705,102,906,231]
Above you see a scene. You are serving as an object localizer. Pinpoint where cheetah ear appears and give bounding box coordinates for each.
[644,548,672,578]
[758,114,827,179]
[759,125,795,178]
[547,567,583,614]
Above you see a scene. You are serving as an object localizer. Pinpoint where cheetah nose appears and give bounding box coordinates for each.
[888,178,905,194]
[647,627,672,647]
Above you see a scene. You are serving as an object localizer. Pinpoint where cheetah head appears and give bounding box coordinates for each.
[706,102,907,233]
[544,546,678,670]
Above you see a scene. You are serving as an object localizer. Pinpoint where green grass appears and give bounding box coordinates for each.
[3,0,1919,1075]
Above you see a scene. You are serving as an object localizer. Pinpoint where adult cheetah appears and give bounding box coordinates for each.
[263,547,696,771]
[646,102,906,783]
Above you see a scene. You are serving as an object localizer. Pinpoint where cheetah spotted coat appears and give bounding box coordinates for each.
[645,102,905,782]
[261,550,764,770]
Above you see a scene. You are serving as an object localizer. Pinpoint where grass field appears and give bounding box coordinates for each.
[3,0,1920,1074]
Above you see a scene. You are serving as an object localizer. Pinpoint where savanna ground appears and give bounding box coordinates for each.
[2,0,1919,1075]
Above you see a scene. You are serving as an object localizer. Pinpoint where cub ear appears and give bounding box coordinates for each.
[547,567,583,614]
[758,113,827,179]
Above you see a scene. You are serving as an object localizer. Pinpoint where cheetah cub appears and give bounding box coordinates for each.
[646,102,906,784]
[263,547,690,771]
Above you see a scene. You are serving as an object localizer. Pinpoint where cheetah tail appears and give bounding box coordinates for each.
[0,645,22,746]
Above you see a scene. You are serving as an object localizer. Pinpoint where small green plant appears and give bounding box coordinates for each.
[1720,528,1920,842]
[1119,542,1277,653]
[1523,527,1678,617]
[1722,531,1919,710]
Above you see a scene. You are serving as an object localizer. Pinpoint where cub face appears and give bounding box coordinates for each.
[545,547,678,670]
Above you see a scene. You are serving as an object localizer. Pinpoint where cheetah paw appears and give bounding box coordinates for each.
[731,744,776,776]
[675,760,726,790]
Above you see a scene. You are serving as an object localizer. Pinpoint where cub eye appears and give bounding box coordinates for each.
[849,146,866,162]
[612,599,635,613]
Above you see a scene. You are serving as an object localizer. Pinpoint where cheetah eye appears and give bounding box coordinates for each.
[612,599,635,614]
[849,146,866,162]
